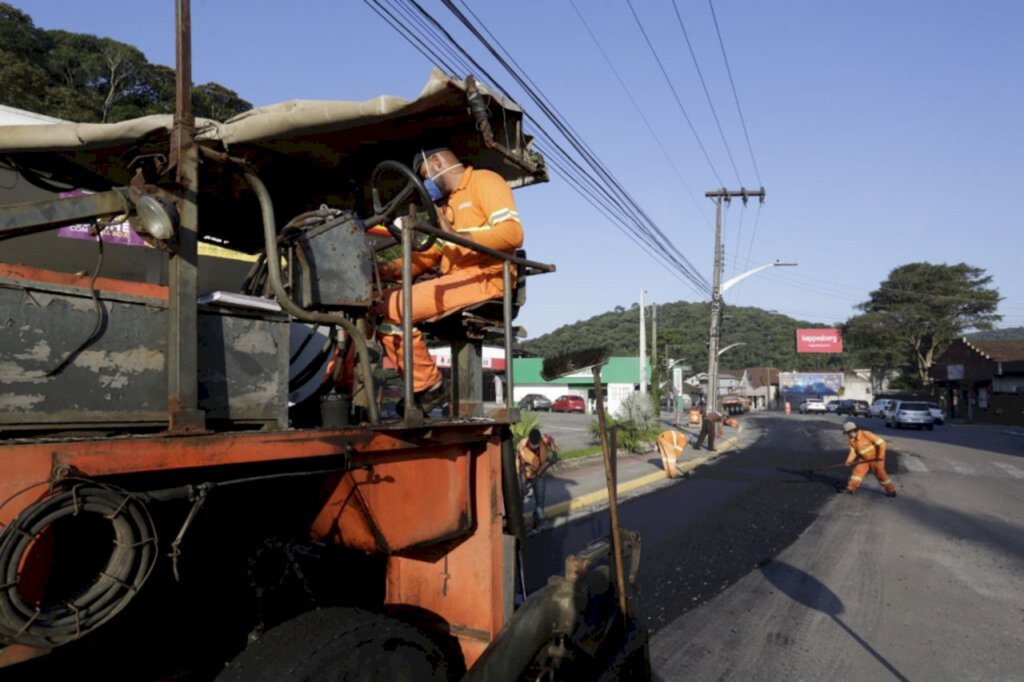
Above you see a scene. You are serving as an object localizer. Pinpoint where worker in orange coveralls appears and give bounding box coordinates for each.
[517,429,555,525]
[841,421,897,496]
[375,147,524,415]
[656,429,688,479]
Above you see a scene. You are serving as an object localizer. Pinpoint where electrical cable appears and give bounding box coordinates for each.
[624,0,723,186]
[46,230,106,376]
[0,481,158,648]
[708,0,763,186]
[670,0,743,185]
[370,0,711,294]
[568,0,713,229]
[444,0,711,293]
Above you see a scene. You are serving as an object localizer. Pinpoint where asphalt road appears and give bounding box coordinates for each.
[525,412,1024,681]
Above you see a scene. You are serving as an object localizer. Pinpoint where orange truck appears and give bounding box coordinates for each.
[0,7,646,680]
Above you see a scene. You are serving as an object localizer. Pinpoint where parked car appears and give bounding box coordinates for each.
[885,401,935,430]
[825,400,841,413]
[552,394,586,413]
[836,399,870,417]
[869,398,890,418]
[518,393,552,411]
[799,398,827,414]
[926,402,946,425]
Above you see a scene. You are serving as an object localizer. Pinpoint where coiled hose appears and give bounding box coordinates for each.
[0,482,157,648]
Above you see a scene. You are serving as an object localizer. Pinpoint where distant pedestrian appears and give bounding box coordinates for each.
[695,405,723,452]
[517,429,555,524]
[841,421,896,496]
[656,429,688,478]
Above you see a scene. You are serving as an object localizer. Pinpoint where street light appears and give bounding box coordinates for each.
[707,261,797,411]
[718,342,746,357]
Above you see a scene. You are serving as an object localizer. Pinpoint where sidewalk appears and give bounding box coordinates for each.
[525,424,744,525]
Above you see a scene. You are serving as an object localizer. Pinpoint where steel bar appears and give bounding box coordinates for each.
[592,367,628,618]
[401,207,420,425]
[503,260,514,411]
[0,190,133,241]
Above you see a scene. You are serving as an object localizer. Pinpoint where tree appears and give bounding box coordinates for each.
[192,82,252,121]
[856,263,1001,384]
[841,311,909,392]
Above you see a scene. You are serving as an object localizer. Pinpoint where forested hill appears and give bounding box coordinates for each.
[519,300,844,374]
[0,3,251,123]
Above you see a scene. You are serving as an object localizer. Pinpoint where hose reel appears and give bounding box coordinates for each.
[0,482,157,648]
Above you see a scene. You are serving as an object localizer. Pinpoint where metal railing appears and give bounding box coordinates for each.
[397,217,555,423]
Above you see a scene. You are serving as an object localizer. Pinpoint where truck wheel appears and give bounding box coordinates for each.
[217,607,457,682]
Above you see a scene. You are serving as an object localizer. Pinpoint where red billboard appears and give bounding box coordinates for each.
[796,328,843,353]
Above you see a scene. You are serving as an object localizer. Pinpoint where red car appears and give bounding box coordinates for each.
[552,394,586,413]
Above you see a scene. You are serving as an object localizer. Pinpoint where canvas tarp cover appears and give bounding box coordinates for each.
[0,70,544,251]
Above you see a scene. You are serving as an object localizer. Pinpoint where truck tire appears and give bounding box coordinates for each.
[217,607,456,682]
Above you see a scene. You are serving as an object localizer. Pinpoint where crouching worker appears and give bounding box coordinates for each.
[841,421,897,496]
[517,429,555,526]
[656,429,688,479]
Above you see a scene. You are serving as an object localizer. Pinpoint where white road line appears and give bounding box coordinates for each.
[950,461,975,475]
[901,457,929,473]
[992,462,1024,479]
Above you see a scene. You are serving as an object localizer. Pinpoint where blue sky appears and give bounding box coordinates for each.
[14,0,1024,338]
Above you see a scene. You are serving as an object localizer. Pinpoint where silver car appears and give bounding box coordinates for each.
[927,402,946,425]
[886,401,935,430]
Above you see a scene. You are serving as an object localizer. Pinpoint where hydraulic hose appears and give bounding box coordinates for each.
[0,483,157,648]
[199,148,378,424]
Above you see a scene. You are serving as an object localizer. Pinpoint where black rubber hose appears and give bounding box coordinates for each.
[0,484,157,648]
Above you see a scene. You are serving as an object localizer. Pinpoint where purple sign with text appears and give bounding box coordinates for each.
[55,190,147,247]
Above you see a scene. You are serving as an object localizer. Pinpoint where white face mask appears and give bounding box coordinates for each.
[428,161,463,183]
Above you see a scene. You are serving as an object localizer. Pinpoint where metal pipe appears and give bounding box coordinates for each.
[401,209,418,424]
[503,260,514,411]
[202,154,379,424]
[0,190,133,241]
[413,223,554,273]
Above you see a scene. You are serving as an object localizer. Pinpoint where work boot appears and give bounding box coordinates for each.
[394,378,449,419]
[886,490,897,497]
[839,488,855,495]
[417,377,449,415]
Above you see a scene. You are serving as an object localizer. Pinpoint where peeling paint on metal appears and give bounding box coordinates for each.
[0,393,45,411]
[231,326,277,354]
[77,347,164,374]
[13,340,52,362]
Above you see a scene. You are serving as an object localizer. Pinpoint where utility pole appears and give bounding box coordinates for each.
[705,187,765,412]
[639,290,647,395]
[651,303,659,405]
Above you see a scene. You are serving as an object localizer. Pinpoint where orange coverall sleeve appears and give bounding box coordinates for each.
[462,171,523,251]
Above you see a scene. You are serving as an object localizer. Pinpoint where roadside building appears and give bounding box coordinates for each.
[512,356,651,415]
[930,339,1024,425]
[745,367,781,410]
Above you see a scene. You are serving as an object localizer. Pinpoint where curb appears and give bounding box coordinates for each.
[535,431,742,521]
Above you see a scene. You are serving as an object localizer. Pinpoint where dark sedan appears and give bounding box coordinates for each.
[518,393,552,411]
[836,399,870,416]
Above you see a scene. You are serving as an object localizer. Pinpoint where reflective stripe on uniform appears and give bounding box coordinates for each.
[377,323,403,335]
[878,478,892,485]
[850,476,863,482]
[873,439,884,446]
[488,208,520,226]
[858,445,876,455]
[455,224,491,233]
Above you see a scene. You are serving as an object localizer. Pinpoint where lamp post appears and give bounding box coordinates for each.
[706,260,796,411]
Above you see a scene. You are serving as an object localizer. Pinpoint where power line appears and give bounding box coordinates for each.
[708,0,763,186]
[440,0,711,293]
[671,0,742,185]
[569,0,713,229]
[366,0,711,295]
[625,0,723,186]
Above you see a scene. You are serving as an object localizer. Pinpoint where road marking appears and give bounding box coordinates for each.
[901,457,929,473]
[950,460,975,475]
[992,462,1024,479]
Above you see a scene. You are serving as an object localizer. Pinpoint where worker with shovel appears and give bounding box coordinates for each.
[841,421,897,496]
[656,429,689,479]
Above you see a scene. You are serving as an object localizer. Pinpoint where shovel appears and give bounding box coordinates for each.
[542,347,629,618]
